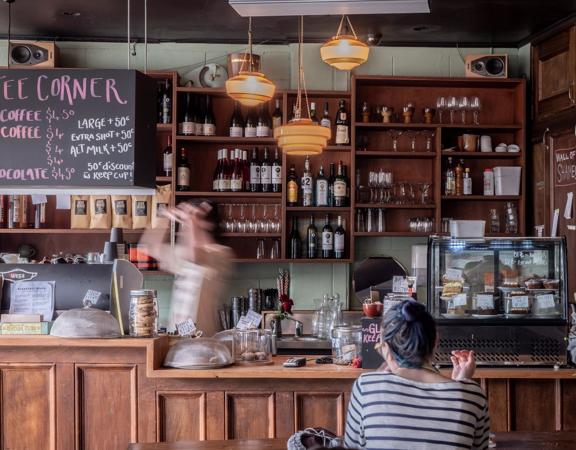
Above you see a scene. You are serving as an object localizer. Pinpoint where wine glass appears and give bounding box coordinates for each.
[436,96,446,123]
[470,96,481,125]
[421,130,435,152]
[368,171,378,203]
[447,96,458,124]
[271,204,281,232]
[387,129,403,152]
[405,130,419,152]
[259,204,269,233]
[236,204,247,233]
[458,96,469,124]
[224,204,235,233]
[249,204,258,233]
[256,239,266,259]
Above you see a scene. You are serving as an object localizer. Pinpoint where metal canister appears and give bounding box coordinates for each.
[248,288,261,313]
[230,296,243,327]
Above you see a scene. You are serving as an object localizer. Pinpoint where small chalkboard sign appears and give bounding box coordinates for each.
[361,317,384,369]
[0,69,156,191]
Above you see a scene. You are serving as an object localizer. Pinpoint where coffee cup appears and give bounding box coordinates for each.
[495,143,508,152]
[480,135,493,152]
[463,134,479,152]
[0,253,19,264]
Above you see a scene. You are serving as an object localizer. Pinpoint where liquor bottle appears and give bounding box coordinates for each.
[19,195,28,229]
[361,101,370,123]
[321,214,334,259]
[445,157,456,196]
[333,161,347,207]
[315,165,329,207]
[271,147,282,193]
[310,102,319,124]
[0,195,5,228]
[320,102,331,128]
[287,164,299,206]
[301,156,314,207]
[194,95,203,136]
[334,216,346,259]
[249,148,261,192]
[231,149,244,192]
[219,148,231,192]
[203,95,216,136]
[176,147,190,191]
[244,108,257,138]
[289,216,301,259]
[180,93,195,136]
[157,82,164,124]
[7,195,18,229]
[463,167,473,195]
[257,104,271,137]
[163,135,173,177]
[261,147,272,192]
[34,201,46,229]
[161,80,171,124]
[229,102,244,137]
[328,162,336,206]
[243,150,250,192]
[335,100,349,145]
[343,164,350,206]
[455,158,464,196]
[307,216,318,259]
[272,99,282,129]
[213,149,222,191]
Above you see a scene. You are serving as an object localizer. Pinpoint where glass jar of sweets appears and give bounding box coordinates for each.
[331,324,362,363]
[129,289,158,337]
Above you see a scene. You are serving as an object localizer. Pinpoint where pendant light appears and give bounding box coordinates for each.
[226,17,275,106]
[321,16,369,71]
[274,16,331,156]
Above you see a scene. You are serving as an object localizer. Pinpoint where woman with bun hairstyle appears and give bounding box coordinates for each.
[344,300,489,450]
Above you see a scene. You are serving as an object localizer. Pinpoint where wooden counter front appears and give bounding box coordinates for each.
[0,336,575,450]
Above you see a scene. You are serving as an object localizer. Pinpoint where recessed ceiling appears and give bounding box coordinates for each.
[0,0,575,47]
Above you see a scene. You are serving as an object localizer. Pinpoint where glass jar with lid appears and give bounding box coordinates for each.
[331,324,362,363]
[504,291,531,317]
[532,293,561,317]
[129,289,158,337]
[234,329,272,363]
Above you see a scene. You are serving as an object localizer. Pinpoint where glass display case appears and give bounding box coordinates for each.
[428,237,569,366]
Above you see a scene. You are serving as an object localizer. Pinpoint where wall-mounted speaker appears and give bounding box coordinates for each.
[9,41,58,68]
[465,54,508,78]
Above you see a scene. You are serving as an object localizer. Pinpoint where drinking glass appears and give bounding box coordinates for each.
[470,96,481,124]
[271,204,281,232]
[458,96,469,124]
[436,96,446,123]
[447,96,458,124]
[368,171,378,203]
[377,208,385,232]
[504,202,518,234]
[421,130,435,152]
[387,129,403,152]
[224,204,235,233]
[406,130,419,152]
[259,204,269,233]
[249,204,258,233]
[420,182,432,205]
[356,208,365,233]
[366,208,374,233]
[236,204,248,233]
[256,239,266,259]
[270,239,280,259]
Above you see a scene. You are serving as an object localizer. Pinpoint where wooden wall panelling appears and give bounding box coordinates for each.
[225,392,275,439]
[75,364,138,450]
[294,392,346,436]
[274,392,295,439]
[509,379,556,431]
[206,392,225,440]
[0,364,56,450]
[485,379,510,432]
[560,379,576,430]
[157,391,206,442]
[56,363,75,450]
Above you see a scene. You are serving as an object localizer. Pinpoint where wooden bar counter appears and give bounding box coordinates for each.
[0,336,575,450]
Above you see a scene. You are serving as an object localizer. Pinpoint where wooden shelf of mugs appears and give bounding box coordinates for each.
[442,195,521,201]
[176,135,277,144]
[175,191,282,198]
[441,151,522,158]
[0,229,145,234]
[356,151,436,158]
[355,203,436,209]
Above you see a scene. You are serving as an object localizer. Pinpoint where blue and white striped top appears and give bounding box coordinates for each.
[344,372,490,450]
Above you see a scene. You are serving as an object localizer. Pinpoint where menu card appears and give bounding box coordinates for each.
[9,281,55,321]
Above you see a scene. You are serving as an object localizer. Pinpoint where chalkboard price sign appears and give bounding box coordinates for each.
[0,69,156,191]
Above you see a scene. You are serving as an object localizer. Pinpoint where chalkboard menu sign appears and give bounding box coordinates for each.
[361,317,384,369]
[0,69,156,191]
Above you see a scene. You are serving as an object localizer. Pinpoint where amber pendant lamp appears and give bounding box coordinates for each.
[321,15,369,71]
[226,17,275,106]
[274,16,331,156]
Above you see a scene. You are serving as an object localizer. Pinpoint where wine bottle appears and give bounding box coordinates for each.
[334,216,346,259]
[180,93,195,136]
[163,135,173,177]
[231,149,243,192]
[463,167,473,195]
[220,148,231,192]
[261,147,272,192]
[307,216,318,259]
[335,99,349,145]
[445,157,456,196]
[213,149,222,191]
[0,195,6,228]
[229,102,244,137]
[203,95,216,136]
[257,104,271,137]
[162,79,171,124]
[315,165,329,207]
[194,95,203,136]
[328,162,336,207]
[321,215,334,259]
[343,164,350,206]
[244,108,257,138]
[287,164,299,206]
[289,216,301,259]
[157,82,164,124]
[19,195,28,229]
[333,161,347,207]
[243,150,250,192]
[176,147,190,191]
[7,195,17,229]
[361,101,370,123]
[455,158,464,196]
[249,147,261,192]
[301,156,314,207]
[310,102,319,124]
[320,102,331,128]
[34,201,46,229]
[271,147,282,193]
[272,99,282,129]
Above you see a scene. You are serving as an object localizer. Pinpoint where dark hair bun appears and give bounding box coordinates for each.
[401,300,425,323]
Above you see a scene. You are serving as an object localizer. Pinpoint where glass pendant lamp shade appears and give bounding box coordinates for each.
[226,17,275,106]
[274,118,331,155]
[321,16,369,71]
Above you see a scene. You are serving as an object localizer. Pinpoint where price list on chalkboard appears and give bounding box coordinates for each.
[0,69,156,189]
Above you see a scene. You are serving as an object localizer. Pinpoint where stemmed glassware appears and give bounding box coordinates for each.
[405,130,419,152]
[470,96,481,124]
[421,130,435,152]
[436,96,446,123]
[458,96,469,124]
[387,129,403,152]
[447,96,458,124]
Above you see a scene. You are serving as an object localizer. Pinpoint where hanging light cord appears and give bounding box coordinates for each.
[5,0,14,67]
[127,0,131,69]
[336,15,358,39]
[144,0,148,73]
[296,15,311,121]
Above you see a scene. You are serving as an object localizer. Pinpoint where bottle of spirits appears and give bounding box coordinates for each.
[19,195,28,229]
[194,95,203,136]
[310,102,319,124]
[162,79,171,124]
[7,195,18,229]
[334,216,346,259]
[180,93,195,136]
[243,150,250,192]
[307,216,318,259]
[163,135,173,177]
[361,101,370,123]
[289,216,301,259]
[34,201,46,229]
[320,102,331,128]
[271,147,282,193]
[321,214,333,259]
[445,157,456,196]
[260,147,272,192]
[301,156,314,207]
[333,161,347,207]
[272,99,282,129]
[249,147,260,192]
[257,104,271,137]
[213,149,222,191]
[219,148,231,192]
[455,158,464,196]
[229,101,244,137]
[0,195,6,228]
[244,108,257,137]
[343,164,350,206]
[328,162,336,206]
[176,147,190,191]
[231,149,244,192]
[315,165,329,207]
[287,164,299,206]
[463,167,473,195]
[335,100,349,145]
[157,82,164,124]
[203,95,216,136]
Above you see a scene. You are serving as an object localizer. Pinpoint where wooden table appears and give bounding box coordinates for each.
[128,432,576,449]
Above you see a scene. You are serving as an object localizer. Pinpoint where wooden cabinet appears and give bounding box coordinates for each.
[532,26,576,123]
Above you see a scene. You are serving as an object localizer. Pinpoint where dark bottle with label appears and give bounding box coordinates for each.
[333,161,347,207]
[320,102,331,128]
[287,164,299,206]
[307,216,318,259]
[315,165,329,207]
[334,216,346,259]
[321,215,333,259]
[244,108,257,138]
[163,135,173,177]
[310,102,319,124]
[272,99,282,129]
[203,95,216,136]
[335,99,349,145]
[271,147,282,193]
[231,149,244,193]
[157,82,164,123]
[260,147,272,192]
[328,162,336,207]
[257,103,271,137]
[180,93,195,136]
[289,216,301,259]
[161,80,171,124]
[0,195,6,228]
[229,101,244,138]
[343,164,350,206]
[194,95,203,136]
[243,150,250,191]
[301,156,314,207]
[176,147,191,191]
[249,147,261,192]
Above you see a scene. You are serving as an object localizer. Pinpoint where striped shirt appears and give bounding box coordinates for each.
[344,372,490,450]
